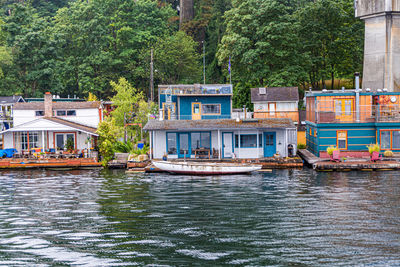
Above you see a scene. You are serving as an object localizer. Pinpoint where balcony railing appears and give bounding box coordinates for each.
[308,105,400,123]
[253,111,299,122]
[159,84,232,96]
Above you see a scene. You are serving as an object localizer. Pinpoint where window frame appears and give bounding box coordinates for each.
[234,134,258,148]
[201,104,221,115]
[336,130,348,150]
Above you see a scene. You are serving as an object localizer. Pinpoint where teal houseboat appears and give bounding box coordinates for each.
[306,87,400,158]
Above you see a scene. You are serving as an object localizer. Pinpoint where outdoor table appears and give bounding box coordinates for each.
[194,148,211,159]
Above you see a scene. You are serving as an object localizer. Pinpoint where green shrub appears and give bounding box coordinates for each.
[326,145,339,156]
[384,150,393,157]
[297,143,306,149]
[367,144,380,154]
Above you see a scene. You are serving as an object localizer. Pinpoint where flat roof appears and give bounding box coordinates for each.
[144,118,295,131]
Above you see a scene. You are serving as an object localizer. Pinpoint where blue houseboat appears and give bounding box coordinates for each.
[145,84,298,160]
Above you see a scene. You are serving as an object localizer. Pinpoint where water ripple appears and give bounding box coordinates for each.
[0,169,399,265]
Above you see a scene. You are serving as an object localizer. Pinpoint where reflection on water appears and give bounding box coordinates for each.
[0,169,399,266]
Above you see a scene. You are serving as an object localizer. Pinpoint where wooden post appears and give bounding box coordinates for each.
[150,48,154,102]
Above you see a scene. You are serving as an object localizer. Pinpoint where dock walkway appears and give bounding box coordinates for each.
[298,149,400,171]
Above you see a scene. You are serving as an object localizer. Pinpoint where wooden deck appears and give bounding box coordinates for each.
[0,158,102,169]
[298,149,400,171]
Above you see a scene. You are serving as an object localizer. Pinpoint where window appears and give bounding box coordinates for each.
[381,131,391,149]
[202,104,221,115]
[337,131,347,150]
[344,100,352,115]
[35,110,44,116]
[67,110,76,116]
[393,131,400,149]
[335,100,342,116]
[190,132,210,151]
[167,133,177,155]
[200,132,210,149]
[55,133,74,150]
[18,132,39,150]
[56,110,66,116]
[259,134,262,147]
[191,133,201,150]
[235,134,257,148]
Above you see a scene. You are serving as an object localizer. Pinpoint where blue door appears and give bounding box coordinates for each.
[263,132,276,157]
[178,133,190,158]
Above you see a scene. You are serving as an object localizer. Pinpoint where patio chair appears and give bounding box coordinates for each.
[371,151,382,162]
[331,150,341,162]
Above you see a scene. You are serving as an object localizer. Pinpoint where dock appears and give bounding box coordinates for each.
[298,149,400,171]
[0,158,102,169]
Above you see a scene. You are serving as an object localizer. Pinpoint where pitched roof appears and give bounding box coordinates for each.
[144,118,295,131]
[0,96,24,104]
[45,117,98,135]
[251,87,299,102]
[13,101,101,110]
[0,117,98,136]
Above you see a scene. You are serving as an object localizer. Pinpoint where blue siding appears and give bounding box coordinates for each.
[179,96,231,120]
[159,94,178,109]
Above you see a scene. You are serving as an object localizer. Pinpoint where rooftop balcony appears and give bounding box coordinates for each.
[308,105,400,124]
[159,84,232,96]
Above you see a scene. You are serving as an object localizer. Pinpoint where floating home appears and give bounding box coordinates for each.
[145,84,297,160]
[0,92,102,153]
[251,87,306,145]
[305,87,400,157]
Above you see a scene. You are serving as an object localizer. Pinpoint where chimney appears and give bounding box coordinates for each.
[44,92,53,117]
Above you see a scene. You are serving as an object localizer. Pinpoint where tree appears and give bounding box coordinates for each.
[154,31,200,84]
[0,18,12,80]
[179,0,194,29]
[218,0,305,87]
[295,0,363,89]
[97,116,121,167]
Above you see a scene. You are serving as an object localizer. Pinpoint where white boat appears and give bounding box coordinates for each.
[152,161,262,175]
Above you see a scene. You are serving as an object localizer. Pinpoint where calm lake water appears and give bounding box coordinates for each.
[0,168,399,266]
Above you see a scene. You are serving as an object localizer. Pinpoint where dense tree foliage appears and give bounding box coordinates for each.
[0,0,364,108]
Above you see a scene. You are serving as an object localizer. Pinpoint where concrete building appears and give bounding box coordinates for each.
[355,0,400,91]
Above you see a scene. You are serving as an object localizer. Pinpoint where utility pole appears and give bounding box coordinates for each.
[150,48,154,102]
[202,41,206,84]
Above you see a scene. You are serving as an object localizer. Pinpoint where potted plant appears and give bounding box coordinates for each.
[66,137,74,152]
[327,146,339,160]
[367,144,382,161]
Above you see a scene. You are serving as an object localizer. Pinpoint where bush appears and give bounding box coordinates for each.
[367,144,380,154]
[384,150,394,157]
[297,143,306,149]
[114,141,133,153]
[326,145,339,156]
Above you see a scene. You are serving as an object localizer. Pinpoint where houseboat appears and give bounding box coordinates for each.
[145,84,298,160]
[305,80,400,158]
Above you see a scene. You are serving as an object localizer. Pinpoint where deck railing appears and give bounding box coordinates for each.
[308,105,400,123]
[159,85,232,96]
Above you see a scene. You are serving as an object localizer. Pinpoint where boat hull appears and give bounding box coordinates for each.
[152,161,262,175]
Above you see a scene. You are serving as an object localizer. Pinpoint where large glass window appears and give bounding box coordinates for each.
[179,134,189,155]
[393,131,400,149]
[202,104,221,115]
[29,132,39,148]
[200,132,210,149]
[167,133,177,155]
[235,134,258,148]
[191,133,201,150]
[381,131,391,149]
[21,133,28,150]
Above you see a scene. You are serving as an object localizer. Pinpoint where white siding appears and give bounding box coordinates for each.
[13,108,101,128]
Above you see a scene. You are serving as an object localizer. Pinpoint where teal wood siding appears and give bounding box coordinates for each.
[306,124,318,155]
[159,94,178,109]
[316,125,376,155]
[179,96,231,120]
